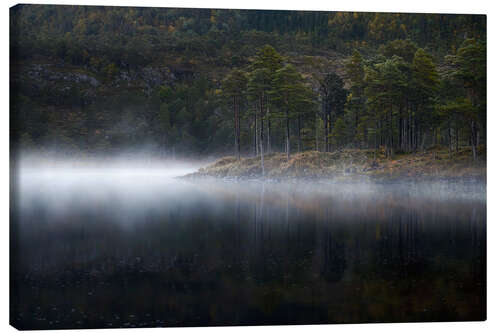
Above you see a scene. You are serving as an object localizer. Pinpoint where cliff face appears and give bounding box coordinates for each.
[12,61,179,105]
[10,59,186,157]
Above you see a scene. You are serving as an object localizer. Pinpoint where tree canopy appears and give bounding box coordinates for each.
[10,5,486,160]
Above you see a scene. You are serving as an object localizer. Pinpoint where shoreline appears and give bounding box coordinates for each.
[184,149,486,184]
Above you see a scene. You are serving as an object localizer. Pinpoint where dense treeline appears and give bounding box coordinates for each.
[11,5,485,64]
[10,5,486,159]
[221,39,485,169]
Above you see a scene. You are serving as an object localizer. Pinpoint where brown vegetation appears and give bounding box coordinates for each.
[186,147,486,182]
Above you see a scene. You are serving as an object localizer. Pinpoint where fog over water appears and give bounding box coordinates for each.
[11,156,486,329]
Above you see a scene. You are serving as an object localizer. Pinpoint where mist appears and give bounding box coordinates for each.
[13,152,486,221]
[11,152,486,329]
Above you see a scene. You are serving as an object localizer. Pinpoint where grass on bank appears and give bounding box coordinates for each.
[188,145,486,181]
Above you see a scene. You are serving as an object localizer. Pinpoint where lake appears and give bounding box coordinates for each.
[10,165,486,329]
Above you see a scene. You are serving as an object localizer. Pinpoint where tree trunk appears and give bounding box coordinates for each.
[234,96,238,160]
[412,107,417,153]
[254,103,258,157]
[471,120,477,161]
[260,95,265,175]
[390,105,394,157]
[236,98,241,160]
[401,118,408,153]
[324,113,329,153]
[406,110,410,153]
[328,111,333,153]
[267,117,271,154]
[420,132,426,151]
[297,114,301,153]
[448,124,452,158]
[477,127,480,153]
[354,107,359,148]
[315,113,319,151]
[266,97,271,154]
[286,109,290,160]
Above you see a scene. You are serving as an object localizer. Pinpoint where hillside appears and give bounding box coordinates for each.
[10,5,486,161]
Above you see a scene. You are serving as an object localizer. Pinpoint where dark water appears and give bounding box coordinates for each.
[10,167,486,329]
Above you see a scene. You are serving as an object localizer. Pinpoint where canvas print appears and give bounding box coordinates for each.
[10,4,486,330]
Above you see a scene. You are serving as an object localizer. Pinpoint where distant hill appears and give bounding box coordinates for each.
[10,5,486,159]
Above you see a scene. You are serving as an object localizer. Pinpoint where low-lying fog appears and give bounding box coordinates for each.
[13,156,486,212]
[11,155,486,328]
[12,155,486,229]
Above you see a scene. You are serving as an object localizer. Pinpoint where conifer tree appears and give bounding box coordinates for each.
[222,69,248,160]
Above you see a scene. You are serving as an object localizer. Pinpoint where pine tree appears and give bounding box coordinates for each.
[222,69,248,160]
[272,64,315,159]
[365,56,406,155]
[318,72,347,152]
[445,38,486,160]
[345,50,365,146]
[411,48,439,151]
[247,45,284,173]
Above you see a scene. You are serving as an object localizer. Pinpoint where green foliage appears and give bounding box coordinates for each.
[380,39,418,63]
[332,117,347,146]
[446,38,486,124]
[272,64,310,113]
[412,49,439,101]
[320,72,347,119]
[10,6,485,68]
[9,5,486,160]
[222,69,248,99]
[247,45,284,100]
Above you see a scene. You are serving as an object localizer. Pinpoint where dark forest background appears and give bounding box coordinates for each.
[10,5,486,159]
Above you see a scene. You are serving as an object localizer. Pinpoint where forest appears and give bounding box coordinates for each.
[10,5,486,162]
[10,6,487,330]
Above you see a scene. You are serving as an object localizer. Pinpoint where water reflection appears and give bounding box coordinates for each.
[11,171,486,329]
